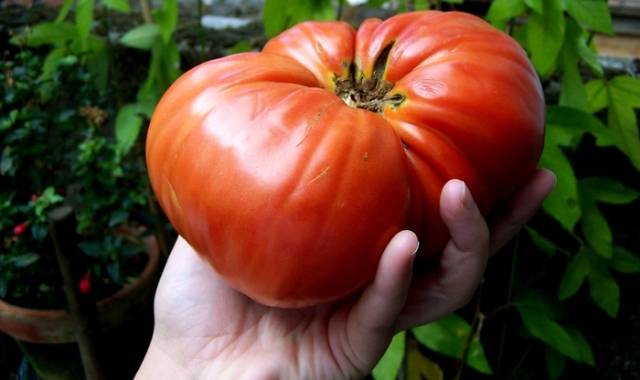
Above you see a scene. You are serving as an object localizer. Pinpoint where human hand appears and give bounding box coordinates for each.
[136,169,555,379]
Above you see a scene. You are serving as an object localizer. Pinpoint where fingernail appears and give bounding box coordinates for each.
[411,241,420,256]
[453,180,472,210]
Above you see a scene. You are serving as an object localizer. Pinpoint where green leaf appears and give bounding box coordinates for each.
[263,0,335,38]
[541,130,581,230]
[108,210,129,227]
[559,47,588,111]
[579,177,639,204]
[227,39,253,55]
[607,78,640,169]
[546,106,613,147]
[414,0,429,9]
[153,0,178,43]
[609,246,640,274]
[525,0,565,77]
[263,0,289,37]
[76,0,94,48]
[10,22,77,46]
[525,226,558,256]
[558,252,590,300]
[525,0,543,13]
[588,265,619,317]
[576,37,602,77]
[413,314,492,374]
[120,24,161,50]
[566,327,595,365]
[87,36,108,91]
[545,347,566,379]
[115,103,146,154]
[102,0,130,12]
[107,261,123,284]
[566,0,612,34]
[55,0,74,22]
[0,147,14,176]
[585,79,608,113]
[39,47,67,82]
[607,103,640,169]
[31,224,48,241]
[486,0,527,24]
[79,241,104,257]
[11,253,40,268]
[579,196,612,258]
[559,18,589,111]
[514,301,579,361]
[372,332,405,380]
[609,76,640,107]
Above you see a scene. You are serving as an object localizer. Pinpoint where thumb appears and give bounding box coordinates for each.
[344,230,419,372]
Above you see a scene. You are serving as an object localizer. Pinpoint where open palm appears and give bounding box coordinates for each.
[137,170,555,379]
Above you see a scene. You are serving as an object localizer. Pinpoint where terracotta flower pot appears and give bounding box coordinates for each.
[0,236,161,344]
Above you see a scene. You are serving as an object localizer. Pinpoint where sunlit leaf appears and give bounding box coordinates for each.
[566,0,612,34]
[102,0,130,13]
[406,341,444,380]
[76,0,94,48]
[372,332,405,380]
[607,76,640,169]
[541,129,581,231]
[525,0,565,77]
[413,314,492,374]
[120,24,161,50]
[10,22,77,46]
[486,0,526,25]
[585,79,608,113]
[115,103,146,154]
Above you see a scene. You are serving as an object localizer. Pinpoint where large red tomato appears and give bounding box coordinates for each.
[146,11,544,308]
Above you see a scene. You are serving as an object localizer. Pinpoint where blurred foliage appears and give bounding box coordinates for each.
[0,49,152,308]
[3,0,639,377]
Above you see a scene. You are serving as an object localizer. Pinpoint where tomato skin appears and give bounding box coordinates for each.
[147,11,544,307]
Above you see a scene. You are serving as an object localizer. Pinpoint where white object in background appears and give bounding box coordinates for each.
[201,15,253,30]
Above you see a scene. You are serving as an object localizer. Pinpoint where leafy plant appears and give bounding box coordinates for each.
[116,0,181,156]
[0,49,153,308]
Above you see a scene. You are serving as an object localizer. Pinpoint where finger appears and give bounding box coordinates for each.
[396,180,489,329]
[433,179,489,312]
[345,231,419,366]
[489,168,556,254]
[440,179,490,256]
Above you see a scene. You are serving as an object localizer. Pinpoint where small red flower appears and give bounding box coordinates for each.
[78,272,91,295]
[30,194,38,203]
[13,222,28,236]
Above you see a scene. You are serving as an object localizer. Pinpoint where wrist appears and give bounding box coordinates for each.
[136,334,292,380]
[136,337,191,379]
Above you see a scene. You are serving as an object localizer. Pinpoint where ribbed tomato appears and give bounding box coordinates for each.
[146,11,544,308]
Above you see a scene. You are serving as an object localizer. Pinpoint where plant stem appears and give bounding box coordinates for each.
[406,0,415,11]
[496,234,521,377]
[337,0,345,21]
[453,280,485,380]
[139,0,153,24]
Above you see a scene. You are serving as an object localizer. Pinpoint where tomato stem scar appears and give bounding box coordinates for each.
[333,43,405,113]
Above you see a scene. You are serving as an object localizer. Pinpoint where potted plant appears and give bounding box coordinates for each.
[0,48,164,378]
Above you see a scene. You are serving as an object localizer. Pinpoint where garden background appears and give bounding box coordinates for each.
[1,0,639,379]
